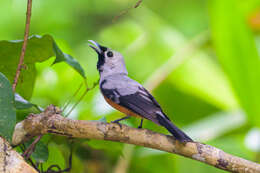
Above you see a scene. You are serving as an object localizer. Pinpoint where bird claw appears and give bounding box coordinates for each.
[138,119,143,129]
[111,121,122,128]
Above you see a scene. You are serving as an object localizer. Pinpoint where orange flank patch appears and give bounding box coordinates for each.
[104,96,141,118]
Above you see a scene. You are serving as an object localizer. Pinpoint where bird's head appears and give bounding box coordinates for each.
[88,40,128,77]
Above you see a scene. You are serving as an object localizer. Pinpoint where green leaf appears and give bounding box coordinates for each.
[31,141,49,163]
[0,72,16,141]
[14,93,43,111]
[43,142,66,170]
[0,35,86,100]
[53,42,86,78]
[209,0,260,125]
[0,35,53,99]
[14,93,34,109]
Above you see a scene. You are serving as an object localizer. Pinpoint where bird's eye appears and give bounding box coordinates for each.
[107,51,113,57]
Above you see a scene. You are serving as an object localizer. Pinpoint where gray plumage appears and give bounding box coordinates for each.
[100,73,167,126]
[89,40,193,142]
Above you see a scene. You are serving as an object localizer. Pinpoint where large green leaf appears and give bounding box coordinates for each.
[0,35,86,99]
[53,42,86,78]
[0,72,16,142]
[209,0,260,125]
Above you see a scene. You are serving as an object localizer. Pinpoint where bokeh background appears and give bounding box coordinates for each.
[2,0,260,172]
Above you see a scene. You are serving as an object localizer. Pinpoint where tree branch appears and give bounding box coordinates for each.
[112,0,143,23]
[0,137,37,173]
[12,105,260,173]
[12,0,32,91]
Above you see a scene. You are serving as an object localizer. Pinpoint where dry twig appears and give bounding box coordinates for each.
[113,0,143,23]
[12,0,33,91]
[22,134,43,160]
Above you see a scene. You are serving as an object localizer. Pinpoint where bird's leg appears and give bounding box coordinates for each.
[111,115,131,124]
[138,119,143,129]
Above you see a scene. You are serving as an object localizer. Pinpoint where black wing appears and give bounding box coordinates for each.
[100,79,193,142]
[101,82,168,125]
[117,87,193,142]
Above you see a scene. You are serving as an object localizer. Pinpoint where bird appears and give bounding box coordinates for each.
[88,40,193,142]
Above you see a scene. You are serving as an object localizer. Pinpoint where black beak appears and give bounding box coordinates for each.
[88,40,107,55]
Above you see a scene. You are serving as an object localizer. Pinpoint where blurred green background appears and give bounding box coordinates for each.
[2,0,260,172]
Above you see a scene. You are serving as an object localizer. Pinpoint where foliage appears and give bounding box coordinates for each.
[0,72,16,142]
[210,0,260,125]
[0,0,260,172]
[0,35,85,100]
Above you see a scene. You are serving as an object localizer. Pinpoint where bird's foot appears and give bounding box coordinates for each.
[111,121,122,128]
[111,116,131,128]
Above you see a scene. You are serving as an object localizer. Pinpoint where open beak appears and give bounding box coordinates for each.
[88,40,107,55]
[88,40,101,54]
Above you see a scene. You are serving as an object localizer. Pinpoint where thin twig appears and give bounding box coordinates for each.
[22,134,43,160]
[113,0,143,23]
[65,80,99,117]
[134,0,142,8]
[62,82,83,113]
[22,142,40,171]
[12,0,33,92]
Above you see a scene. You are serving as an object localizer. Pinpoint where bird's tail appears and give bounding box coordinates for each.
[156,113,193,142]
